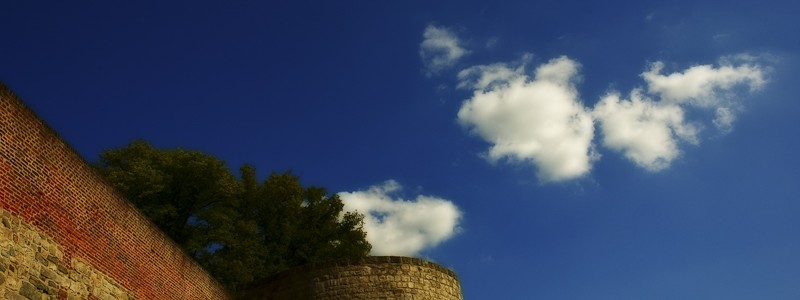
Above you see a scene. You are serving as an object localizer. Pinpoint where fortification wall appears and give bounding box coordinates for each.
[0,83,230,299]
[239,256,463,300]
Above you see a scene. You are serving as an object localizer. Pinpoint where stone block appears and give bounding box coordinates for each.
[40,268,56,280]
[56,263,68,275]
[46,255,58,264]
[5,290,28,300]
[19,281,41,300]
[29,277,46,291]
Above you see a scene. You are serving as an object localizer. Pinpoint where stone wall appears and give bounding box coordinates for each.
[239,256,463,300]
[1,208,133,300]
[0,82,230,299]
[0,81,465,299]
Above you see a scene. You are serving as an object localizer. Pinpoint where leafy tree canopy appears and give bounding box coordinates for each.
[95,140,371,294]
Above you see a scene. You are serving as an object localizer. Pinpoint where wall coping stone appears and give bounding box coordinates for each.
[249,255,459,288]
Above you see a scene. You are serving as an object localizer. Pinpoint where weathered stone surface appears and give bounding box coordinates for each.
[19,281,40,300]
[0,210,135,300]
[56,263,68,274]
[46,255,58,264]
[29,277,47,291]
[40,268,56,280]
[6,290,28,300]
[240,256,463,300]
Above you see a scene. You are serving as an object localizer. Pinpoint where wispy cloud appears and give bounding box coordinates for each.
[641,57,766,107]
[338,181,462,256]
[713,106,736,133]
[457,56,597,182]
[420,25,468,76]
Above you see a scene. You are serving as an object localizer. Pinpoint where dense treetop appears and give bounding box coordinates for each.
[95,140,371,294]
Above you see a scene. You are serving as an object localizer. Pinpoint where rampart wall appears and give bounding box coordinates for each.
[0,82,464,299]
[0,82,230,299]
[239,256,463,300]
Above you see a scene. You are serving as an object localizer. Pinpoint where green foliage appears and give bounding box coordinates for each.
[95,140,371,294]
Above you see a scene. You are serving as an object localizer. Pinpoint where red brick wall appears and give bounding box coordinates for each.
[0,83,229,299]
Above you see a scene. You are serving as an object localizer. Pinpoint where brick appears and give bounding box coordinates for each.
[0,83,229,299]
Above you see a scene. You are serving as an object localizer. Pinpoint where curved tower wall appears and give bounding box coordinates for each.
[239,256,463,300]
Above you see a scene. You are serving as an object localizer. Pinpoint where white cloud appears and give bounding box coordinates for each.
[456,62,523,90]
[642,59,766,107]
[713,106,736,132]
[594,57,767,170]
[420,25,468,75]
[593,90,699,171]
[485,37,499,49]
[454,54,768,179]
[338,181,462,257]
[457,56,597,182]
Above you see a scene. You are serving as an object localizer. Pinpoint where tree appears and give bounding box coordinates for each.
[95,140,371,294]
[94,140,238,252]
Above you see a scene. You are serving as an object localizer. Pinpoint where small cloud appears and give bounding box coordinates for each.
[712,33,732,41]
[457,56,597,182]
[338,180,462,257]
[420,25,469,76]
[456,62,523,91]
[641,58,766,107]
[479,255,495,266]
[485,37,499,49]
[712,106,736,133]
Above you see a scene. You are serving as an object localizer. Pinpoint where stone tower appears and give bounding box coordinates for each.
[239,256,463,299]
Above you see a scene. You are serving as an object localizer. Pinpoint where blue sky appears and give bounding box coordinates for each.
[2,1,799,299]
